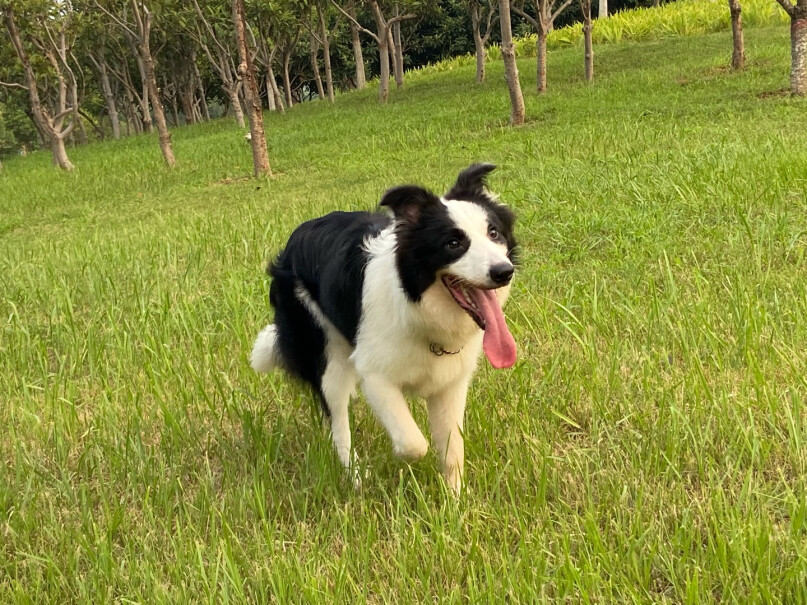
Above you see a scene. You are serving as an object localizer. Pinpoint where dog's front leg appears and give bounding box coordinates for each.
[362,374,429,462]
[427,381,469,495]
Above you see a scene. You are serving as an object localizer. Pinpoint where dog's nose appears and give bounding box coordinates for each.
[489,263,514,286]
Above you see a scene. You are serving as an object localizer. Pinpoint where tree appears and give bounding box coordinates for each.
[233,0,270,176]
[774,0,807,95]
[729,0,744,70]
[334,0,415,103]
[96,0,176,167]
[580,0,593,82]
[254,23,286,113]
[513,0,573,93]
[499,0,525,125]
[190,0,246,127]
[468,0,498,83]
[598,0,607,17]
[1,1,80,170]
[345,1,367,88]
[87,39,122,139]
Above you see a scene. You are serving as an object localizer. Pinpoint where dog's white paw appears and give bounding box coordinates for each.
[443,465,463,496]
[393,433,429,462]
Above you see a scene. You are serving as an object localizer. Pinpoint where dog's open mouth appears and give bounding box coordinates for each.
[441,275,517,369]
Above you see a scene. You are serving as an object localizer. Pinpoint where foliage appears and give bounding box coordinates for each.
[2,25,806,602]
[0,100,38,156]
[520,0,790,55]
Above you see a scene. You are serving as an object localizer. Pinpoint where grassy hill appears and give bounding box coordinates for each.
[2,25,806,603]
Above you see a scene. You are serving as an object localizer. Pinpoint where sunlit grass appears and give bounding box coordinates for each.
[1,26,806,603]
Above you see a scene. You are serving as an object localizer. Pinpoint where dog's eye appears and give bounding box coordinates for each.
[488,226,500,241]
[446,239,461,250]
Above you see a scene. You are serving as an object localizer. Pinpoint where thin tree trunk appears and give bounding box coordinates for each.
[193,62,210,121]
[473,32,486,83]
[581,0,594,82]
[319,7,335,103]
[598,0,607,18]
[233,0,270,176]
[129,48,153,133]
[310,34,325,99]
[143,54,175,166]
[265,72,276,111]
[367,1,393,103]
[471,6,487,83]
[392,12,404,88]
[96,55,121,138]
[167,77,180,126]
[282,47,294,108]
[387,28,396,84]
[378,32,391,102]
[537,29,547,92]
[348,3,366,89]
[499,0,525,125]
[729,0,745,70]
[267,64,285,114]
[226,85,246,127]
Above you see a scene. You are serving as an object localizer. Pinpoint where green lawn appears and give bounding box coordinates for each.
[1,25,806,603]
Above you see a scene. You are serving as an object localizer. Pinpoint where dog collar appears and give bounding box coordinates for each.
[430,343,462,356]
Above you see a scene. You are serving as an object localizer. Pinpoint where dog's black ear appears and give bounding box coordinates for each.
[379,185,441,223]
[445,163,496,201]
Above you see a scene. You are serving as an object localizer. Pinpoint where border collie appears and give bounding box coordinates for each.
[250,164,517,493]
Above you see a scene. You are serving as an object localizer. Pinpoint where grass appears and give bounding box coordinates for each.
[1,25,807,603]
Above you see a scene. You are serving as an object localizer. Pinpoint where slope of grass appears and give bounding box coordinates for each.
[1,26,806,603]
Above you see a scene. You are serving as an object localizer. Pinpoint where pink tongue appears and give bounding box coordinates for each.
[475,288,517,369]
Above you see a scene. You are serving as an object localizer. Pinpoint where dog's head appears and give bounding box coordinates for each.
[380,163,517,368]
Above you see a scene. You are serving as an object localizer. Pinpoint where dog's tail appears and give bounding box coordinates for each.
[250,324,280,373]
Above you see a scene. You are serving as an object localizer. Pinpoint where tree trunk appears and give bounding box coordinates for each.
[51,136,75,170]
[319,8,335,103]
[367,1,392,103]
[791,9,807,95]
[267,64,286,114]
[225,85,246,127]
[129,47,154,133]
[499,0,525,125]
[310,34,325,99]
[96,56,121,139]
[265,72,277,111]
[193,62,210,121]
[474,31,486,83]
[581,0,594,82]
[378,33,391,103]
[348,3,367,89]
[167,77,180,126]
[471,6,487,83]
[387,28,396,82]
[392,15,404,88]
[282,47,294,108]
[598,0,607,18]
[140,33,176,167]
[537,29,548,93]
[233,0,271,176]
[729,0,745,70]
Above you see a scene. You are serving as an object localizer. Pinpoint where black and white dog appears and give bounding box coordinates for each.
[251,164,517,493]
